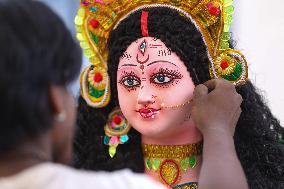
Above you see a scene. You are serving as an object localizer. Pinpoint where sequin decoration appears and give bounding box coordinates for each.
[144,143,202,187]
[159,159,181,187]
[213,49,248,85]
[143,142,203,159]
[87,66,107,99]
[80,65,110,108]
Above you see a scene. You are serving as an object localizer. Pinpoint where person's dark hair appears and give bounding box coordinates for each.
[74,7,284,189]
[0,0,81,153]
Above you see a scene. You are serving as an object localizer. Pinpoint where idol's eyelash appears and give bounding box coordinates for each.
[150,68,183,81]
[149,68,183,88]
[118,71,137,80]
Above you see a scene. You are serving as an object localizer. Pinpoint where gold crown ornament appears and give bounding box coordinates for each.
[75,0,248,108]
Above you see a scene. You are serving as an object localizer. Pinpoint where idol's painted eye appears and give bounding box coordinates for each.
[123,77,140,87]
[150,68,183,87]
[153,75,172,84]
[118,71,141,91]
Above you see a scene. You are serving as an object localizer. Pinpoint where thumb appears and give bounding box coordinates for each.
[193,84,208,100]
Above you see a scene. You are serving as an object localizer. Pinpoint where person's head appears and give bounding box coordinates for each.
[0,0,81,164]
[108,8,210,139]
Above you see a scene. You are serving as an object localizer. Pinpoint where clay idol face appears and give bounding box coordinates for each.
[117,37,195,138]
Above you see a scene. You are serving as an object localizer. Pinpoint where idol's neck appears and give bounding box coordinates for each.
[141,120,203,188]
[142,119,203,145]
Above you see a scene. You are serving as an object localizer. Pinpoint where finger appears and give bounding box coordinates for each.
[193,84,208,100]
[203,79,220,91]
[203,78,233,92]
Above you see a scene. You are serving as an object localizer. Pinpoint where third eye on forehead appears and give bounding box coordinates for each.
[139,40,147,55]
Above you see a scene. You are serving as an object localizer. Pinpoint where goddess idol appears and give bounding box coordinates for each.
[74,0,284,188]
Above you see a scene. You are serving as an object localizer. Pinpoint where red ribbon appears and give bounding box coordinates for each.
[141,11,149,37]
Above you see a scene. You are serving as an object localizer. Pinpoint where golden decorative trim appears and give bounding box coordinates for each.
[143,141,203,159]
[173,182,198,189]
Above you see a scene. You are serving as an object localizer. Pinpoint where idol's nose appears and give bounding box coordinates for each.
[137,85,155,107]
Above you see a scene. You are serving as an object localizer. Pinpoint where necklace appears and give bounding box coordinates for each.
[143,141,202,188]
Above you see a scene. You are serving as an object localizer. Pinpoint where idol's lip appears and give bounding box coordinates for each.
[136,108,161,119]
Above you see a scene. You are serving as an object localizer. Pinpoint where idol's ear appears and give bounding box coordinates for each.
[80,65,111,108]
[210,49,248,86]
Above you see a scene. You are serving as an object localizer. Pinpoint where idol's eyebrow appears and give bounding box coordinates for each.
[118,64,137,70]
[121,64,137,67]
[146,60,177,67]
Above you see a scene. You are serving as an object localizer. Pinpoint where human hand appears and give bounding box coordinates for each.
[191,79,242,137]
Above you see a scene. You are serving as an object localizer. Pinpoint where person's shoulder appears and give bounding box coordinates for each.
[38,163,165,189]
[72,168,166,189]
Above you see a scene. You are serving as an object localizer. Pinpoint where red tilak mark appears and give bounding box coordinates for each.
[141,11,149,37]
[141,78,146,81]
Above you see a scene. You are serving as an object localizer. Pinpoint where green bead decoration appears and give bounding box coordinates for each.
[189,156,197,168]
[84,49,95,58]
[221,32,231,41]
[74,15,84,26]
[224,24,230,32]
[180,158,190,171]
[80,41,90,49]
[223,0,233,6]
[90,32,99,44]
[146,159,152,170]
[224,15,233,24]
[109,145,117,158]
[225,6,234,15]
[219,41,230,49]
[152,159,161,171]
[222,63,243,81]
[76,33,84,41]
[77,7,85,17]
[89,85,105,98]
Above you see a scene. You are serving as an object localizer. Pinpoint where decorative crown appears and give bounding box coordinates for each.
[75,0,248,108]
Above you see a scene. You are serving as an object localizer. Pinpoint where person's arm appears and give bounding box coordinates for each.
[191,79,248,189]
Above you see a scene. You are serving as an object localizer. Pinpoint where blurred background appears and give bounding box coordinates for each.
[39,0,284,125]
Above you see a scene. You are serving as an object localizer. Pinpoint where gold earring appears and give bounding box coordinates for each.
[104,108,131,158]
[54,111,66,122]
